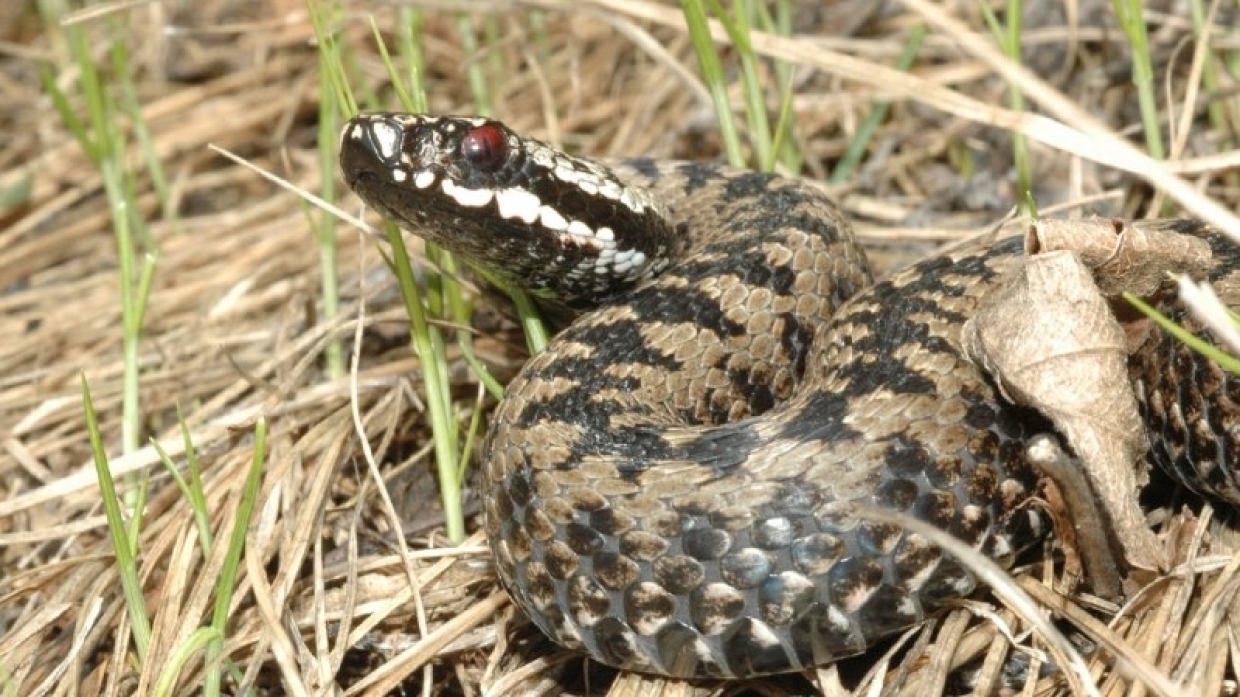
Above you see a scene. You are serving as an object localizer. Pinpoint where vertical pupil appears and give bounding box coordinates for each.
[462,124,508,169]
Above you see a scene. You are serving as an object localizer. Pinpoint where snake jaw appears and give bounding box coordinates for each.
[340,112,675,308]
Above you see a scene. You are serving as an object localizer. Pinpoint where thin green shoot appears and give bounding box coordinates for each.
[832,25,926,184]
[377,12,472,543]
[457,15,494,117]
[747,0,800,171]
[150,414,243,695]
[680,0,745,166]
[313,1,358,115]
[43,3,159,458]
[108,27,170,226]
[1126,293,1240,374]
[204,418,267,696]
[153,410,214,554]
[683,0,799,173]
[332,10,472,544]
[82,373,151,661]
[1110,0,1166,159]
[392,7,428,113]
[438,251,506,400]
[704,0,774,169]
[768,72,799,173]
[1186,0,1237,190]
[309,0,348,379]
[458,389,488,488]
[152,626,225,697]
[383,221,466,542]
[978,0,1033,212]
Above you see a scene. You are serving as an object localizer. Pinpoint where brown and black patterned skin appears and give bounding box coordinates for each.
[1130,222,1240,505]
[339,113,1234,678]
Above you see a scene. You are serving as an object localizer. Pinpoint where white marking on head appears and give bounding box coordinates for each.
[495,187,541,223]
[442,179,494,208]
[530,147,555,168]
[566,220,593,240]
[597,180,623,201]
[370,120,402,160]
[392,169,407,183]
[414,170,436,189]
[620,188,646,213]
[538,206,568,231]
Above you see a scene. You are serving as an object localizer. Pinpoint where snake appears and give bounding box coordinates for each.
[338,112,1240,679]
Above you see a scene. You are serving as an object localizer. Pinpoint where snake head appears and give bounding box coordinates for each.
[339,112,674,308]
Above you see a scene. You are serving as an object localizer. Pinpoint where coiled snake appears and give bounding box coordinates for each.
[339,112,1239,679]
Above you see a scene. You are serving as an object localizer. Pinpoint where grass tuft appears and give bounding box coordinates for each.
[681,0,805,172]
[82,374,151,662]
[42,3,159,459]
[1110,0,1166,160]
[978,0,1034,214]
[831,25,926,184]
[203,418,267,696]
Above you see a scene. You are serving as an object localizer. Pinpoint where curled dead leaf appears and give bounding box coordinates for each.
[962,246,1163,572]
[1027,218,1213,296]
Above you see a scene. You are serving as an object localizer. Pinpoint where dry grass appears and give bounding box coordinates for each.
[2,0,1240,695]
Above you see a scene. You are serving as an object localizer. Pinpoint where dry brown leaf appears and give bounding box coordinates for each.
[1027,218,1213,296]
[962,245,1162,572]
[964,217,1231,578]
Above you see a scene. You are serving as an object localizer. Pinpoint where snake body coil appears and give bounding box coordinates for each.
[339,113,1237,679]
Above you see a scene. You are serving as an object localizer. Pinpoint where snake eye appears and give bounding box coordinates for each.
[460,122,509,171]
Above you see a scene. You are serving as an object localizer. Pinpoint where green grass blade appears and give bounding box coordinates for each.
[386,223,466,542]
[1125,293,1240,374]
[976,0,1032,210]
[705,0,772,169]
[151,410,214,554]
[204,418,267,695]
[152,627,224,697]
[1110,0,1165,159]
[832,25,926,183]
[82,373,151,661]
[680,0,745,166]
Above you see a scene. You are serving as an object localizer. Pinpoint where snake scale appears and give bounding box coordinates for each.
[339,112,1240,679]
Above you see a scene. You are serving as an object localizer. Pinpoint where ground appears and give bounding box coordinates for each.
[1,1,1239,695]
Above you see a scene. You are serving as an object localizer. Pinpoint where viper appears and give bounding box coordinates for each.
[338,112,1240,679]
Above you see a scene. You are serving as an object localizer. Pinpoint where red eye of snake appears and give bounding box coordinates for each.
[460,122,509,170]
